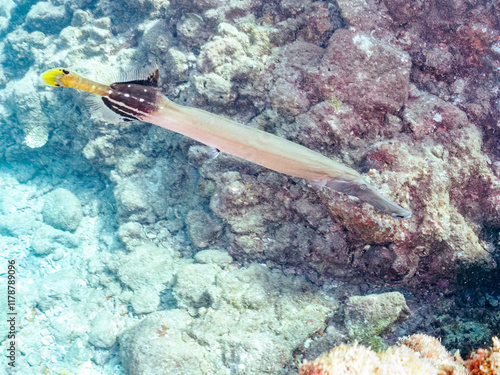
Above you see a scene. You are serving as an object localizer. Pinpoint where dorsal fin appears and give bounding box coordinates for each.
[115,68,160,87]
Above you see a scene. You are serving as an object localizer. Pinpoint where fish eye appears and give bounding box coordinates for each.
[62,69,70,75]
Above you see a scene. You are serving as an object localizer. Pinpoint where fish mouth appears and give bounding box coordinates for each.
[41,69,65,87]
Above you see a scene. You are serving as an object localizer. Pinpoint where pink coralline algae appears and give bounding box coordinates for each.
[316,29,411,115]
[314,34,498,282]
[150,0,500,296]
[321,108,495,283]
[205,14,500,288]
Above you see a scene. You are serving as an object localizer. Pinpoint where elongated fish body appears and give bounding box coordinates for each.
[41,68,412,219]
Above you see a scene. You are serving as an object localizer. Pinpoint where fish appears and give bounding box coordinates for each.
[41,68,412,219]
[185,13,204,23]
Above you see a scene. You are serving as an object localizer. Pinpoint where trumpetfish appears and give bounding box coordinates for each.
[41,68,412,219]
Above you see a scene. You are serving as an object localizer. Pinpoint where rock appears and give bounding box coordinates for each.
[382,0,429,24]
[115,151,146,176]
[269,41,324,116]
[94,17,111,30]
[194,72,233,105]
[117,243,174,292]
[269,78,310,116]
[113,180,155,223]
[31,224,79,255]
[0,213,41,237]
[317,29,411,114]
[89,311,118,349]
[344,292,411,342]
[214,265,270,310]
[209,171,270,235]
[141,20,171,56]
[422,47,454,74]
[82,136,115,162]
[71,9,91,27]
[190,263,338,373]
[194,249,233,267]
[0,185,33,214]
[25,2,68,34]
[4,29,44,71]
[185,210,223,248]
[37,270,81,312]
[403,86,468,139]
[117,221,146,250]
[12,163,37,182]
[172,0,224,12]
[0,0,14,35]
[486,295,499,308]
[119,310,217,375]
[196,22,264,81]
[336,0,391,33]
[174,264,219,310]
[122,0,164,12]
[297,2,337,43]
[166,47,190,81]
[42,188,83,231]
[130,288,160,314]
[9,73,51,147]
[118,260,338,374]
[114,181,148,213]
[70,285,89,302]
[177,15,207,46]
[441,321,492,354]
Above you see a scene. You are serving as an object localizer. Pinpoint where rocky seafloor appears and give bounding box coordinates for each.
[0,0,499,374]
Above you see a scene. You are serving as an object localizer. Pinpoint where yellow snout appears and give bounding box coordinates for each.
[41,68,72,87]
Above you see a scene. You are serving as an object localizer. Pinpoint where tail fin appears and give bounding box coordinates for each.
[326,178,412,219]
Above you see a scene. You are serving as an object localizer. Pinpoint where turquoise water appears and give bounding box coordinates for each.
[1,0,500,374]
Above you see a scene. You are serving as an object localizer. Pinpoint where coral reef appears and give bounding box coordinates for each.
[300,335,500,375]
[1,0,500,373]
[299,334,469,375]
[463,337,500,375]
[399,334,467,375]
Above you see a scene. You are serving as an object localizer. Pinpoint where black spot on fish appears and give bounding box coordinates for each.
[102,83,160,121]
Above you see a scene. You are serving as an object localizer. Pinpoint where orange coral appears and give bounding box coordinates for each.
[299,334,469,375]
[299,342,381,375]
[401,334,453,360]
[463,337,500,375]
[400,334,467,375]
